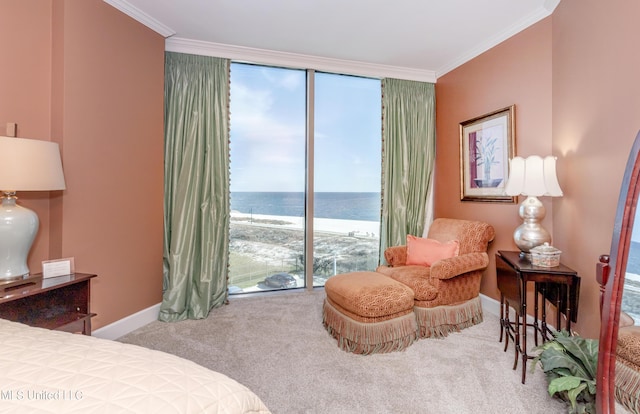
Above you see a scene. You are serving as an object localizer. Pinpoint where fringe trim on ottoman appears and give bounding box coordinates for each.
[615,360,640,414]
[322,299,418,355]
[414,296,483,338]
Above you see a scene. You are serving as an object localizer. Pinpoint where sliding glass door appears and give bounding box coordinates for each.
[228,63,380,293]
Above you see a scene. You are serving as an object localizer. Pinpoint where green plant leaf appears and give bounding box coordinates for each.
[533,337,565,353]
[548,376,583,396]
[538,347,589,379]
[533,330,598,414]
[567,382,587,406]
[553,333,598,379]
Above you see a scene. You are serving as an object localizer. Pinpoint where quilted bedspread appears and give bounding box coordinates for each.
[0,319,270,414]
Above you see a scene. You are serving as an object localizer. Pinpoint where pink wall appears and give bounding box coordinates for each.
[0,0,55,266]
[435,18,555,324]
[551,0,640,338]
[0,0,165,329]
[436,1,640,338]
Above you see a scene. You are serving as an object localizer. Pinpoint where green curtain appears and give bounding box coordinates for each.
[160,52,230,322]
[380,78,436,264]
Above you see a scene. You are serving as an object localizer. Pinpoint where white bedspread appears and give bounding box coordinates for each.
[0,319,270,414]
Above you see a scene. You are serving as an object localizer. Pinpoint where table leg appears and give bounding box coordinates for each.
[520,278,528,384]
[540,283,549,342]
[499,293,504,343]
[83,318,91,336]
[513,303,520,371]
[556,285,562,332]
[534,282,540,347]
[565,283,572,332]
[504,299,511,352]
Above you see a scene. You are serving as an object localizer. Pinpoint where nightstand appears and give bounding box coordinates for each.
[0,272,97,335]
[496,250,580,384]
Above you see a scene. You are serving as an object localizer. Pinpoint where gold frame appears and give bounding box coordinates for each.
[459,105,516,203]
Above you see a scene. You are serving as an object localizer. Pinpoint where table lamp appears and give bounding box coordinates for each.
[504,155,563,258]
[0,136,66,280]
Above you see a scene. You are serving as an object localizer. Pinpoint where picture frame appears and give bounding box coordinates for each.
[459,105,516,203]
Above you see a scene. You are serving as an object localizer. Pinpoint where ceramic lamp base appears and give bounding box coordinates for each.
[0,194,39,279]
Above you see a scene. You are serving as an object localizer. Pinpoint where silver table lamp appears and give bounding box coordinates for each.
[504,155,563,258]
[0,136,66,280]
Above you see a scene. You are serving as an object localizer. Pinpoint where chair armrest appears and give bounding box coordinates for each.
[384,245,407,266]
[430,252,489,280]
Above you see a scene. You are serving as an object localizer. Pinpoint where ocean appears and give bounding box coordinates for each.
[230,192,381,222]
[628,240,640,274]
[623,241,640,322]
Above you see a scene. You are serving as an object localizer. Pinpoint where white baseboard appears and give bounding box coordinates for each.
[93,303,161,340]
[480,293,501,317]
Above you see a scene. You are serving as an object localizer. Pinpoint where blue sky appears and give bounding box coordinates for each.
[229,63,381,192]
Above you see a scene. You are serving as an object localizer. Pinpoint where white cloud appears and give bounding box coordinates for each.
[262,67,304,91]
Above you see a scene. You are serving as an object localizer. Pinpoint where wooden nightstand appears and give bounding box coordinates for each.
[496,250,580,384]
[0,272,97,335]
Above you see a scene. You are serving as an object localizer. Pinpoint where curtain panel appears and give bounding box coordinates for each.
[160,52,230,322]
[380,78,436,264]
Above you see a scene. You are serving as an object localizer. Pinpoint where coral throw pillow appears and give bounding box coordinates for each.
[405,235,460,266]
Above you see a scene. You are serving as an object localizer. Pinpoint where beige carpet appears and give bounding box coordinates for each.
[119,290,569,414]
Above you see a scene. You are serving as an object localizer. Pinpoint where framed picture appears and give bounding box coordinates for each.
[459,105,516,203]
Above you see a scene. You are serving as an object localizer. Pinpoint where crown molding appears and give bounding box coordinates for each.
[544,0,562,13]
[103,0,175,38]
[435,3,559,78]
[165,38,437,83]
[105,0,560,82]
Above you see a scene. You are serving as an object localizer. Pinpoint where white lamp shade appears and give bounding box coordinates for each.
[0,136,66,191]
[504,155,563,197]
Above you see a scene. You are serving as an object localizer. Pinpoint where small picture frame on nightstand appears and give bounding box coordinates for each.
[42,257,75,279]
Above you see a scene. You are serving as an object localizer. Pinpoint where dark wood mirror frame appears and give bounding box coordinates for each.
[596,130,640,413]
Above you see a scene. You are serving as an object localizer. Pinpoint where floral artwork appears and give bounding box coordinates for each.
[460,106,516,202]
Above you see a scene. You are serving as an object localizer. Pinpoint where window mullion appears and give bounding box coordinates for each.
[305,69,315,290]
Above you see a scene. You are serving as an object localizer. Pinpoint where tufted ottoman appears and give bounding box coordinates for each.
[322,271,417,354]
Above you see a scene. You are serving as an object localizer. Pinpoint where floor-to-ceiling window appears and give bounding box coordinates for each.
[311,72,381,287]
[228,62,381,293]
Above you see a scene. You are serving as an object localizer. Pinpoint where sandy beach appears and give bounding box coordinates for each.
[229,211,380,290]
[230,211,380,237]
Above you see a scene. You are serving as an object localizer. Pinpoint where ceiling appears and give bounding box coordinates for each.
[104,0,560,81]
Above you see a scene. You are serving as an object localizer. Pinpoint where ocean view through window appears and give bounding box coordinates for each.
[229,63,381,293]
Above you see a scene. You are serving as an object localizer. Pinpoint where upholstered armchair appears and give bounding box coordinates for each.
[614,312,640,411]
[376,218,495,338]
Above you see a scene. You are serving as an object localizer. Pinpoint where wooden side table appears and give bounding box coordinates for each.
[0,272,97,335]
[496,250,580,384]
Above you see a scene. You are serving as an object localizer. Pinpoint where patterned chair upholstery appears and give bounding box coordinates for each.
[376,218,495,338]
[615,312,640,413]
[322,271,418,354]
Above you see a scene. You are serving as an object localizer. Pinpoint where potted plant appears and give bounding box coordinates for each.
[531,330,598,414]
[474,137,502,187]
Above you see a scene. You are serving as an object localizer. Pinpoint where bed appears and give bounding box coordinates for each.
[0,318,271,413]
